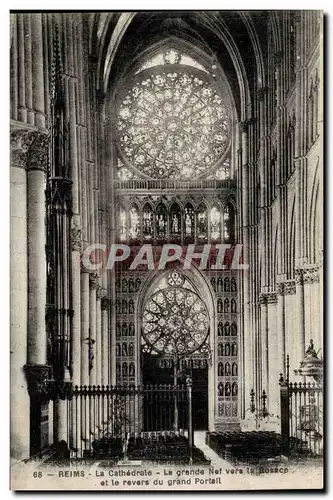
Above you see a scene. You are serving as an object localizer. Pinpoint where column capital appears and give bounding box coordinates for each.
[71,227,82,252]
[259,291,278,304]
[11,127,49,172]
[277,280,296,295]
[295,265,320,285]
[26,131,49,172]
[23,364,52,402]
[10,127,35,169]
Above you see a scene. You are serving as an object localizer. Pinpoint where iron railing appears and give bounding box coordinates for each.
[279,375,323,456]
[66,382,193,462]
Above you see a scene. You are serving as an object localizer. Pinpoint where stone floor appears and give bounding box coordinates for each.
[193,431,231,467]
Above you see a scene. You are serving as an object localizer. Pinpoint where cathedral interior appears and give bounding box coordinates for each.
[10,11,323,464]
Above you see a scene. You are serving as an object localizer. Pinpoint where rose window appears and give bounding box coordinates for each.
[117,59,231,179]
[142,276,209,356]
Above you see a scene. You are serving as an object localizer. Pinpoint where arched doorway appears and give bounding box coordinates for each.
[139,268,213,431]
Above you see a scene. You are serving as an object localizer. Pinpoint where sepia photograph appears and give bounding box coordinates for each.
[9,9,324,491]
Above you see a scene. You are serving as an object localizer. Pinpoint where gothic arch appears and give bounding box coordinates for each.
[136,263,216,428]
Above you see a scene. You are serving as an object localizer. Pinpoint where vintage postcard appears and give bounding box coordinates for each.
[10,10,324,491]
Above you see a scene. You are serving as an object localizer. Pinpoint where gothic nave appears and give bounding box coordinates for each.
[10,11,323,465]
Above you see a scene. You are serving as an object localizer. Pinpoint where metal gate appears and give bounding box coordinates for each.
[67,381,193,461]
[279,375,323,456]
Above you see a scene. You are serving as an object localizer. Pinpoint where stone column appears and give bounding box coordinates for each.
[259,294,269,401]
[240,120,252,418]
[88,273,98,440]
[101,294,109,385]
[81,268,90,385]
[53,397,68,443]
[96,286,102,386]
[23,14,34,125]
[10,128,30,459]
[89,273,98,386]
[14,129,50,456]
[282,280,297,372]
[17,15,27,123]
[26,131,48,366]
[71,226,82,454]
[295,265,321,367]
[30,13,45,129]
[266,292,279,418]
[294,268,306,368]
[277,282,286,376]
[71,227,82,385]
[80,268,90,449]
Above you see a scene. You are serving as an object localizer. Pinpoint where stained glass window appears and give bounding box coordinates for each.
[197,204,208,241]
[142,204,153,240]
[184,203,194,240]
[137,49,208,74]
[210,206,221,240]
[156,204,167,240]
[119,208,127,241]
[129,206,140,240]
[207,158,231,180]
[223,203,235,243]
[170,203,181,240]
[142,271,209,356]
[117,55,231,180]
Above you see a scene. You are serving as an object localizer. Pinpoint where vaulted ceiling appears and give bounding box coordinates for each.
[86,11,281,120]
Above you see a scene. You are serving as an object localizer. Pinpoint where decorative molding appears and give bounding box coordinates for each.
[71,227,82,252]
[295,265,320,285]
